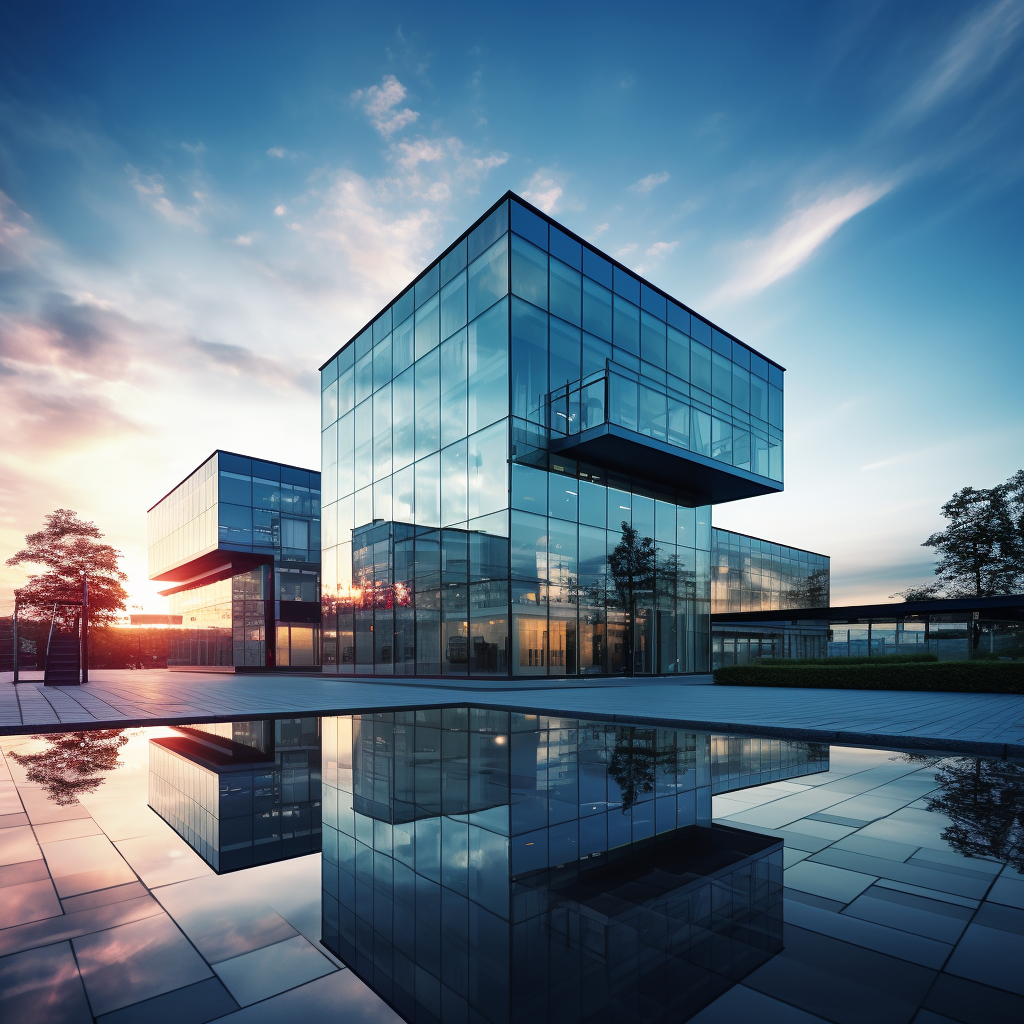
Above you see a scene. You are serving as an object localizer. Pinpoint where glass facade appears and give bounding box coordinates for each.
[711,528,829,613]
[148,451,322,669]
[321,195,785,677]
[148,717,321,872]
[710,528,830,668]
[320,710,811,1023]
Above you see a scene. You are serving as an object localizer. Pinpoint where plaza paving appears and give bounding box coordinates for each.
[1,732,1021,1023]
[2,669,1023,756]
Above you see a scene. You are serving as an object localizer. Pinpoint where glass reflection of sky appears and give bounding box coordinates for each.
[1,717,1022,1023]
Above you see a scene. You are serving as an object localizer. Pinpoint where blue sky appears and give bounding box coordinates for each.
[0,0,1021,613]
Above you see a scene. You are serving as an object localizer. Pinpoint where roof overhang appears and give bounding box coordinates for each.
[549,424,782,505]
[712,594,1024,623]
[152,549,273,596]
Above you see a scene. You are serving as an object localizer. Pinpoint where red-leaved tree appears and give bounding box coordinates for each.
[6,509,128,624]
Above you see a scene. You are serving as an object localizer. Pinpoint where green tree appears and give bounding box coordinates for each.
[607,521,656,675]
[6,509,128,624]
[922,472,1023,597]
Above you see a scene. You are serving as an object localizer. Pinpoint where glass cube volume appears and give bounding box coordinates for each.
[320,193,785,677]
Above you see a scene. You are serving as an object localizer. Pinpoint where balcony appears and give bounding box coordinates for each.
[545,369,783,505]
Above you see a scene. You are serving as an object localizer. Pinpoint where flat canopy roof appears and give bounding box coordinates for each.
[712,594,1024,623]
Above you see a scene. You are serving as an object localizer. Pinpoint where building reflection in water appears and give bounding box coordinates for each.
[148,718,321,872]
[321,710,829,1024]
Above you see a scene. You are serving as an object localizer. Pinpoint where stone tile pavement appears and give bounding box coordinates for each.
[691,744,1024,1024]
[2,669,1024,756]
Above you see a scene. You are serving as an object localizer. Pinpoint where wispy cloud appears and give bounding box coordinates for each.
[709,181,894,303]
[127,166,206,231]
[521,170,563,212]
[630,171,669,193]
[352,74,419,137]
[894,0,1023,126]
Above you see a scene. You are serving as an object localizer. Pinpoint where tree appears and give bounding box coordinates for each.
[921,472,1023,598]
[6,509,128,624]
[9,730,128,805]
[607,521,656,675]
[889,584,945,602]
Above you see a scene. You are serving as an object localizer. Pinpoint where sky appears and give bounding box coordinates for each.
[0,0,1021,616]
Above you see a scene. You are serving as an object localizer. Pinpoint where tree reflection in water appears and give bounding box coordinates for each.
[10,730,128,805]
[895,752,1024,870]
[926,757,1024,871]
[607,726,687,810]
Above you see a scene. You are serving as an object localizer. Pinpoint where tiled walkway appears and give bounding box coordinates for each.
[2,670,1024,756]
[0,731,397,1024]
[693,745,1024,1024]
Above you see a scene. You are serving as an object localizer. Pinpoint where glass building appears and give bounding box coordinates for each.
[148,717,321,872]
[320,710,826,1023]
[147,451,322,669]
[320,193,786,678]
[710,528,830,667]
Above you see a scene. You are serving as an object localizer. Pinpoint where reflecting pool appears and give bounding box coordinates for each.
[0,710,1020,1023]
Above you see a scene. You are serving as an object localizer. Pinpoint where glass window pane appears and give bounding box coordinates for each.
[393,314,415,376]
[691,342,711,394]
[549,258,581,327]
[512,463,546,513]
[548,474,578,522]
[613,295,640,355]
[415,453,440,527]
[440,269,467,341]
[578,480,606,528]
[582,276,612,341]
[732,363,750,413]
[468,202,508,262]
[354,400,372,490]
[415,293,440,360]
[751,373,769,421]
[337,365,355,418]
[440,238,467,286]
[549,316,580,389]
[511,234,547,308]
[668,398,690,448]
[712,351,732,403]
[468,235,508,321]
[373,384,392,479]
[373,335,392,392]
[439,328,468,447]
[608,373,638,431]
[355,353,372,404]
[415,349,440,458]
[638,386,667,441]
[440,440,468,526]
[468,420,507,519]
[640,311,666,369]
[769,385,783,428]
[392,367,415,471]
[321,379,339,425]
[511,510,547,583]
[511,297,547,424]
[691,408,711,457]
[711,417,733,464]
[468,298,508,433]
[667,326,689,381]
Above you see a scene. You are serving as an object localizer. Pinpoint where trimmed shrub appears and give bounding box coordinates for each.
[754,654,937,667]
[714,660,1024,694]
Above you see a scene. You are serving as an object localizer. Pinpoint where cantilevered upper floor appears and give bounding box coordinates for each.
[147,451,321,593]
[319,191,784,507]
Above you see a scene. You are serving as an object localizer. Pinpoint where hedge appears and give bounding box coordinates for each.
[754,654,937,667]
[713,660,1024,694]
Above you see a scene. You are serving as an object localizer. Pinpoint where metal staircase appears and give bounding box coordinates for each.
[43,597,87,686]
